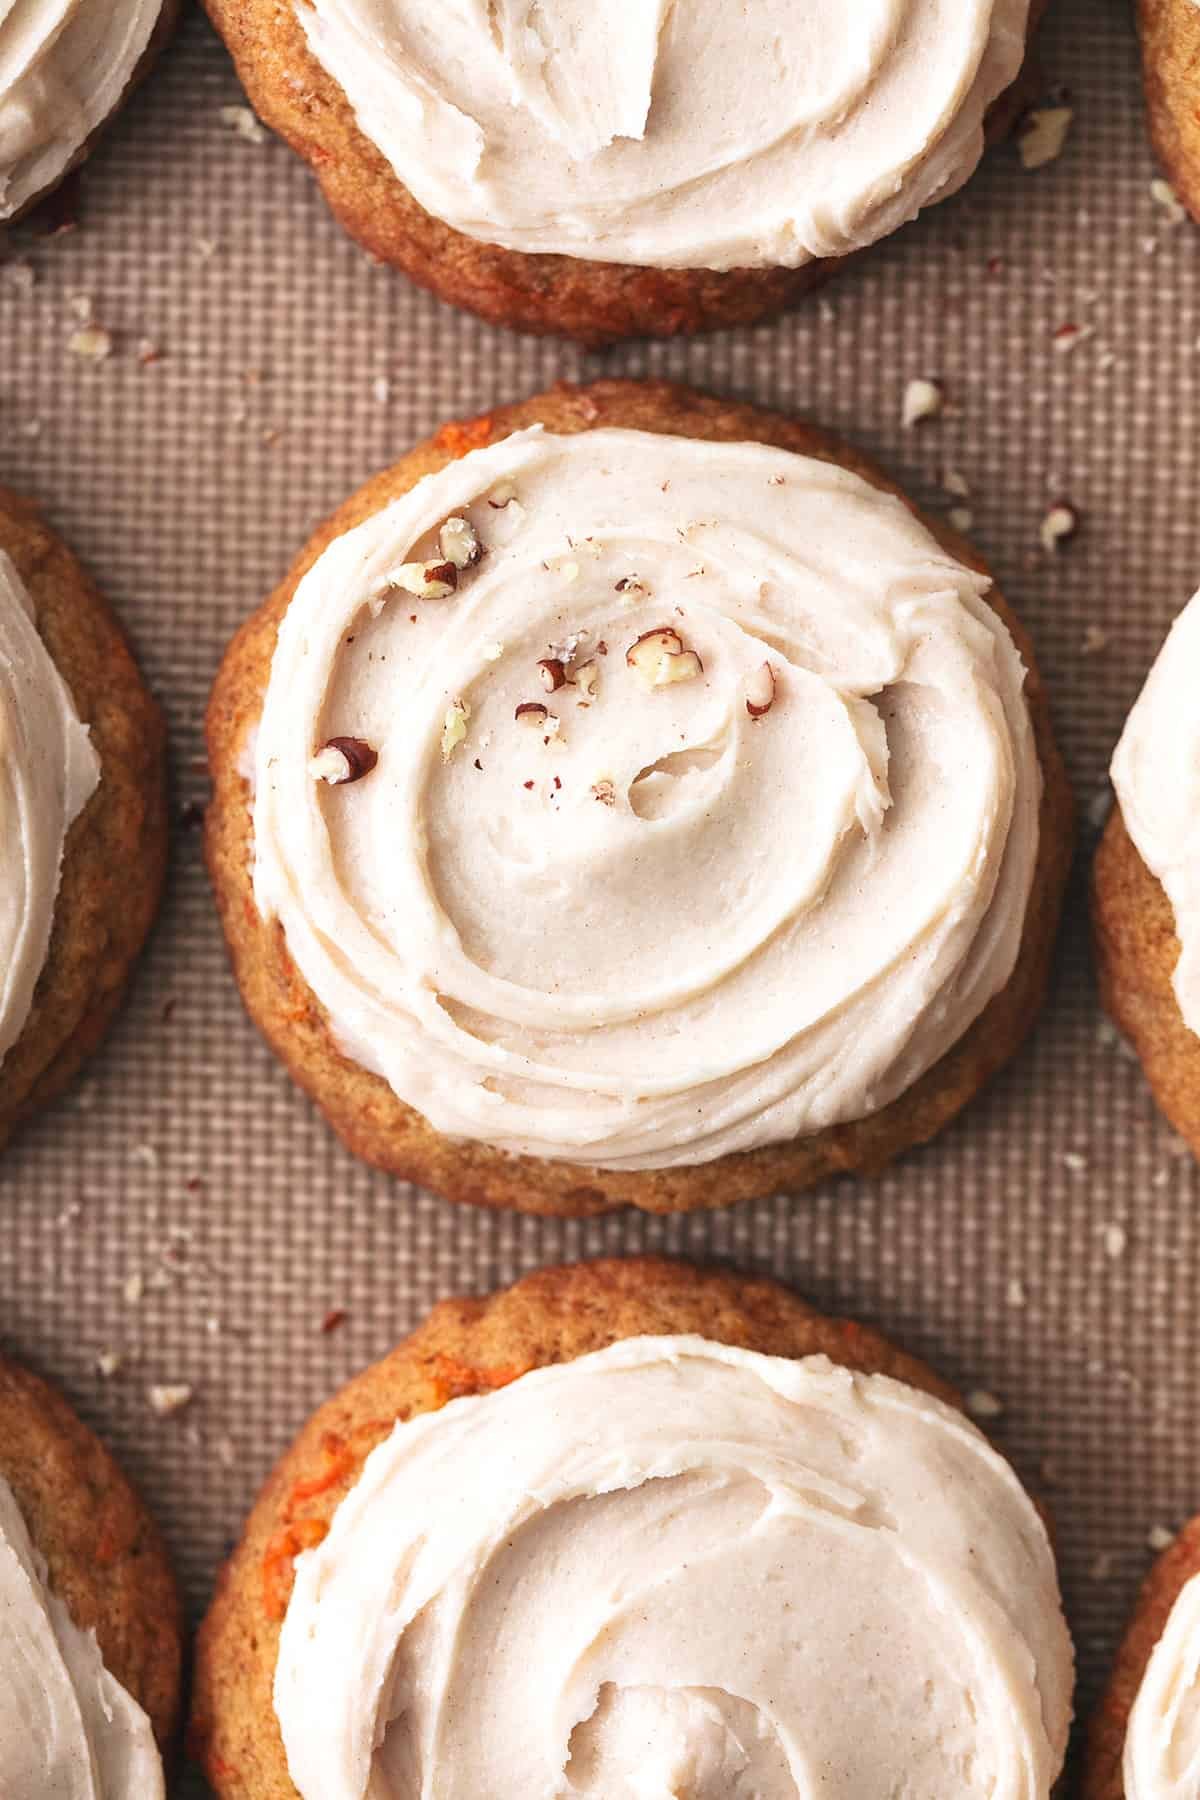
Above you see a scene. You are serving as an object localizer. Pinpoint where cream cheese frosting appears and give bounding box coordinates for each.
[0,0,162,220]
[251,425,1041,1170]
[274,1334,1075,1799]
[295,0,1031,271]
[1111,588,1200,1037]
[0,1475,164,1798]
[0,550,99,1067]
[1123,1569,1200,1800]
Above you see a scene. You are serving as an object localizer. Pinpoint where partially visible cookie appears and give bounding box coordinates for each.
[1083,1515,1200,1799]
[1094,585,1200,1154]
[192,1256,1073,1800]
[202,0,1048,344]
[0,490,167,1148]
[0,1,179,224]
[0,1351,183,1782]
[1139,0,1200,224]
[1093,808,1200,1150]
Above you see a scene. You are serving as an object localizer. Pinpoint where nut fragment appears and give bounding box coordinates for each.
[615,575,647,599]
[1040,502,1079,553]
[573,660,599,699]
[902,378,943,428]
[591,779,616,806]
[441,699,471,760]
[68,326,113,361]
[148,1383,193,1417]
[309,737,378,785]
[626,627,704,688]
[386,559,458,600]
[1150,177,1186,227]
[1018,105,1073,171]
[438,516,482,569]
[745,662,777,718]
[515,702,550,728]
[537,658,566,692]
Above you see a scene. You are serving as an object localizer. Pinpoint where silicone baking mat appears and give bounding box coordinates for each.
[0,1,1195,1788]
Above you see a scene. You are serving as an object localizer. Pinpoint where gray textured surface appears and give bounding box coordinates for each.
[0,0,1196,1788]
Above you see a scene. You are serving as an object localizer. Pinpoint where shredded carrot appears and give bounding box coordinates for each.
[424,1353,531,1408]
[282,1434,356,1515]
[261,1517,329,1621]
[434,415,494,459]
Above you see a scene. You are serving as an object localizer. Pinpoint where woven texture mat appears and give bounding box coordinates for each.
[0,1,1196,1788]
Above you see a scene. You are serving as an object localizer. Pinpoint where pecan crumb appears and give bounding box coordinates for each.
[441,700,471,760]
[745,663,776,719]
[626,627,703,688]
[309,738,378,785]
[902,378,943,428]
[1018,105,1073,171]
[148,1383,193,1417]
[439,516,482,569]
[1039,501,1079,553]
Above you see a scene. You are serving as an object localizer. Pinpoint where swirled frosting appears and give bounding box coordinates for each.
[274,1334,1074,1798]
[0,1476,164,1798]
[0,0,162,220]
[295,0,1030,271]
[1123,1568,1200,1799]
[1111,588,1200,1037]
[0,551,99,1066]
[251,426,1041,1169]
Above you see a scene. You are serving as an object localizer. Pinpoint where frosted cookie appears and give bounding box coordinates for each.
[205,380,1072,1216]
[0,489,166,1147]
[1094,587,1200,1153]
[202,0,1049,343]
[1139,0,1200,224]
[0,1351,182,1795]
[0,0,177,222]
[191,1255,1075,1799]
[1084,1515,1200,1798]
